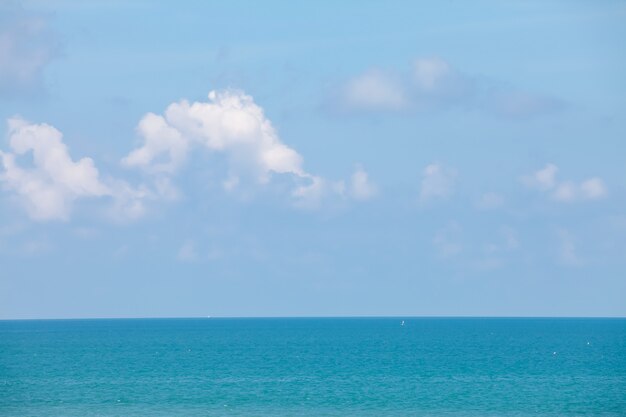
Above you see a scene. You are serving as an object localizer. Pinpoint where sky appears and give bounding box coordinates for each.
[0,0,625,319]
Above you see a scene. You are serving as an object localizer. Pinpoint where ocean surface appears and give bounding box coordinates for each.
[0,318,625,416]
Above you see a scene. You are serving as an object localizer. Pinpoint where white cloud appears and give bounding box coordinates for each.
[124,90,306,183]
[0,7,60,96]
[291,175,347,210]
[349,167,377,201]
[521,163,558,191]
[580,177,608,200]
[475,192,504,210]
[557,229,582,266]
[339,70,407,111]
[105,179,156,221]
[419,163,456,203]
[552,181,577,202]
[553,180,608,202]
[1,91,376,221]
[0,117,110,221]
[0,117,162,222]
[552,179,607,202]
[122,113,188,174]
[124,89,373,208]
[164,90,305,182]
[335,58,466,113]
[291,166,377,208]
[411,57,471,102]
[413,57,453,91]
[522,164,608,203]
[291,175,328,209]
[331,57,561,118]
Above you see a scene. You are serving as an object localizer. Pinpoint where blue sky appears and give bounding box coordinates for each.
[0,0,625,319]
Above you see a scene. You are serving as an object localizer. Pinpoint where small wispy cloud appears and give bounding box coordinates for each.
[521,164,608,203]
[475,192,505,210]
[419,163,456,204]
[556,229,583,267]
[0,5,61,97]
[349,166,378,201]
[337,69,407,112]
[328,56,563,119]
[552,178,608,202]
[472,226,520,271]
[177,240,197,262]
[521,163,558,191]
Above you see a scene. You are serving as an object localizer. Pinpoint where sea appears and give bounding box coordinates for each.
[1,317,625,416]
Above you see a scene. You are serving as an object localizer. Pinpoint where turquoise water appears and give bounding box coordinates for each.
[1,318,625,416]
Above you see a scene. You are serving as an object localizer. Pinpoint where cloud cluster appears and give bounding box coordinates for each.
[332,57,562,119]
[521,164,608,202]
[124,90,376,208]
[124,90,306,183]
[0,6,60,97]
[1,90,376,221]
[0,118,109,220]
[0,118,163,221]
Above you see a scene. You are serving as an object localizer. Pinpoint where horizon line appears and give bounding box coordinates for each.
[2,314,625,321]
